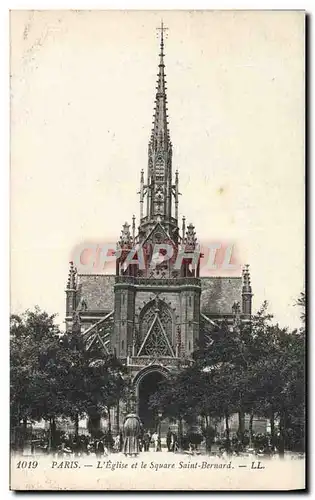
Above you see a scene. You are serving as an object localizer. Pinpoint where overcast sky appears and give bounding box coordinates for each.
[10,10,305,329]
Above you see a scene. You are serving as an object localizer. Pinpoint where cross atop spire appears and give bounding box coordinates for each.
[137,23,179,232]
[150,21,170,150]
[156,20,169,50]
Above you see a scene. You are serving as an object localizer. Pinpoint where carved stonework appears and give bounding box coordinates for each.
[139,299,173,342]
[115,276,201,287]
[119,222,132,248]
[128,356,181,368]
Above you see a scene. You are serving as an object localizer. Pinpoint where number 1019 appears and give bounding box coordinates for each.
[16,461,38,469]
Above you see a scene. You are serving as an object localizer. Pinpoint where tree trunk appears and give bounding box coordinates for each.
[278,410,285,457]
[107,407,112,433]
[224,412,230,451]
[51,417,57,450]
[74,413,79,440]
[249,411,254,448]
[48,418,52,452]
[20,418,28,452]
[205,416,212,454]
[270,409,275,451]
[87,413,101,438]
[178,417,183,451]
[205,415,209,429]
[48,417,57,451]
[116,401,120,433]
[238,409,245,444]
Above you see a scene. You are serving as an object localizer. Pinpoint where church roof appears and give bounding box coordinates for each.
[76,273,242,315]
[200,277,242,315]
[76,274,116,312]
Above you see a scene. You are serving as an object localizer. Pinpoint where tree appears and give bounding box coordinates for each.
[295,290,305,325]
[151,299,305,455]
[51,327,127,444]
[192,311,270,447]
[149,367,200,450]
[11,307,128,450]
[10,307,63,448]
[245,323,305,454]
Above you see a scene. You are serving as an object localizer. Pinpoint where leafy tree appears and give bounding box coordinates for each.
[149,367,199,449]
[295,290,305,325]
[10,307,63,447]
[10,307,128,450]
[48,326,127,444]
[150,299,305,455]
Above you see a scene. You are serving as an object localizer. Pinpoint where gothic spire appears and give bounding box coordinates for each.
[138,22,178,232]
[242,265,253,318]
[66,261,77,290]
[118,222,132,249]
[184,223,197,251]
[242,264,252,294]
[150,21,171,151]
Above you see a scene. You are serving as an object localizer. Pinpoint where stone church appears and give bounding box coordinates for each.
[65,26,253,432]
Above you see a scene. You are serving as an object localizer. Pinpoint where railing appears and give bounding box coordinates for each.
[127,356,192,368]
[140,216,178,225]
[115,276,201,287]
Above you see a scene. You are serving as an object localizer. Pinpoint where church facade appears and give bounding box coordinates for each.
[65,26,253,431]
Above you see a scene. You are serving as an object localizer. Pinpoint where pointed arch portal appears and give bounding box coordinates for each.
[134,366,169,432]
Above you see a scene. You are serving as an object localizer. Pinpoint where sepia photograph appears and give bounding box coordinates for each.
[9,9,305,490]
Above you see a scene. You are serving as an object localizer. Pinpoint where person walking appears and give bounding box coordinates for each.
[119,430,123,452]
[96,439,105,458]
[143,431,151,452]
[122,413,142,457]
[114,434,121,453]
[151,431,159,452]
[166,428,172,452]
[172,433,178,452]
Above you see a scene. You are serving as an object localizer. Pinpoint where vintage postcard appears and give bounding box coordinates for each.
[10,10,305,491]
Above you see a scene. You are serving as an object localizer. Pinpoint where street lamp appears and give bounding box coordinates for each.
[157,411,163,452]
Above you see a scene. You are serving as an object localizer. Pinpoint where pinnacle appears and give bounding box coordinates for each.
[149,26,171,150]
[67,261,77,290]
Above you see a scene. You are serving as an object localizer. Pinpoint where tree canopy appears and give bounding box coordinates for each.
[149,298,305,453]
[10,307,127,448]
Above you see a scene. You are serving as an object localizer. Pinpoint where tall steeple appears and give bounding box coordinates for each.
[150,21,171,151]
[139,21,177,235]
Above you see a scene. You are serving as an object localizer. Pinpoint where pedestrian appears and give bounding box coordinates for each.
[122,412,142,457]
[119,430,123,452]
[151,431,159,452]
[104,430,113,452]
[166,428,172,452]
[87,440,94,455]
[143,431,151,452]
[58,441,72,458]
[172,433,178,452]
[114,434,121,452]
[96,440,105,458]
